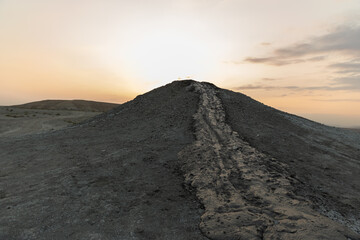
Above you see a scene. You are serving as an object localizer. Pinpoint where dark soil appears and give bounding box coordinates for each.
[0,81,206,240]
[218,88,360,235]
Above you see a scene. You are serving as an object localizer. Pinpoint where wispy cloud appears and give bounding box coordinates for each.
[236,84,316,91]
[260,42,271,46]
[273,25,360,56]
[244,56,325,66]
[243,57,302,66]
[262,78,277,81]
[237,25,360,92]
[334,75,360,89]
[242,25,360,66]
[329,58,360,74]
[312,98,360,102]
[236,82,360,92]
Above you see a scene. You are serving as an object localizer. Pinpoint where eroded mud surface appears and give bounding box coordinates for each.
[179,82,359,239]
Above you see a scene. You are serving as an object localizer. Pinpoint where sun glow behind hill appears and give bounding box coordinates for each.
[0,0,360,127]
[122,29,220,85]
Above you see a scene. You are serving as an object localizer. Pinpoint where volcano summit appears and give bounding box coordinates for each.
[0,80,359,239]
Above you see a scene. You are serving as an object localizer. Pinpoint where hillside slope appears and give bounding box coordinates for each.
[219,87,360,235]
[0,81,205,240]
[0,80,359,239]
[13,99,119,112]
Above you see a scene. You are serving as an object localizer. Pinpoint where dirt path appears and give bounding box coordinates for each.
[179,82,358,239]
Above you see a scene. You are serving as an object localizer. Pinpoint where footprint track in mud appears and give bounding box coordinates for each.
[178,82,359,240]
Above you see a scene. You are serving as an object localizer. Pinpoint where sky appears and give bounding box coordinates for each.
[0,0,360,127]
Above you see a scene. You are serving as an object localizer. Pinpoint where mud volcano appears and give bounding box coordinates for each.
[0,80,359,239]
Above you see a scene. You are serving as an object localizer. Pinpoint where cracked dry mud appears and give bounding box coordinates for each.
[179,82,358,239]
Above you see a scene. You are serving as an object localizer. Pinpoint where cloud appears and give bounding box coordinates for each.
[243,55,325,66]
[262,78,277,81]
[235,80,360,92]
[329,58,360,74]
[327,58,360,89]
[312,98,360,102]
[244,57,303,66]
[308,56,327,62]
[236,84,302,91]
[243,25,360,66]
[261,42,271,46]
[236,25,360,93]
[334,75,360,89]
[274,26,360,57]
[235,72,360,93]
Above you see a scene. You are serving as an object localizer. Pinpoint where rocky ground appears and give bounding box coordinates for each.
[0,80,359,239]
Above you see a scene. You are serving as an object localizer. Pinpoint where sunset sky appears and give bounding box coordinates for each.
[1,0,360,127]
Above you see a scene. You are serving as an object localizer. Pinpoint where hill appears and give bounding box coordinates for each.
[350,128,360,133]
[0,106,100,138]
[0,80,359,239]
[13,99,119,112]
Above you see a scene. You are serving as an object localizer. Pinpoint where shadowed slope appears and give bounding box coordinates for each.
[218,87,360,235]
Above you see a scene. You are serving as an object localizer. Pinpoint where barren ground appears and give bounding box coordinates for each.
[0,107,99,138]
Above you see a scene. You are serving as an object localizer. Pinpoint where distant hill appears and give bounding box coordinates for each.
[12,99,119,112]
[351,128,360,133]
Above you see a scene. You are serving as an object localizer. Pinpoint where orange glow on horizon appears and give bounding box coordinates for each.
[1,0,360,127]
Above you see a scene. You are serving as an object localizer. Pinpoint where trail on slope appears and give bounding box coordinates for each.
[179,82,358,240]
